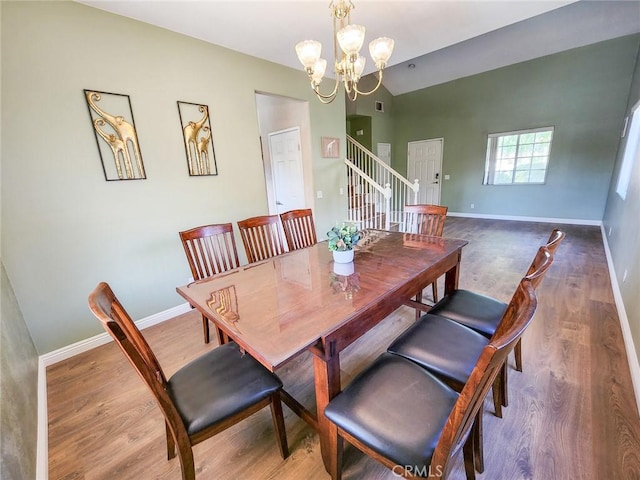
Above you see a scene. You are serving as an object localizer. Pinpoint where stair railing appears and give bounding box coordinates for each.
[346,135,419,229]
[345,161,392,230]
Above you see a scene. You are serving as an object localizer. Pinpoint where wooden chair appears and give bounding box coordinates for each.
[387,248,552,473]
[280,208,317,251]
[429,229,565,372]
[324,279,538,480]
[88,282,288,480]
[237,214,287,263]
[404,204,449,316]
[179,223,240,344]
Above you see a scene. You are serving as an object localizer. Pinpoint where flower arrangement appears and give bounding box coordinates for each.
[327,223,361,251]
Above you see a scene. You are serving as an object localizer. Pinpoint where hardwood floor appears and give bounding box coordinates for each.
[47,218,640,479]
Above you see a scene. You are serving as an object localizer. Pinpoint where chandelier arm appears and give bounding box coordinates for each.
[352,69,384,96]
[311,76,341,100]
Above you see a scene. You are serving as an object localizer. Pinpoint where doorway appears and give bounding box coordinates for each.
[267,127,305,214]
[347,115,372,151]
[255,92,313,215]
[407,139,443,204]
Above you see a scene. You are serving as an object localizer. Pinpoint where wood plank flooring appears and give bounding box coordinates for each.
[47,218,640,479]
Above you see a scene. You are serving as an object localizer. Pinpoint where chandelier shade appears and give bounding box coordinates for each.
[295,0,394,103]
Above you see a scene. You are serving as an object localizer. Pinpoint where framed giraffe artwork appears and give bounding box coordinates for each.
[177,101,218,176]
[84,90,146,181]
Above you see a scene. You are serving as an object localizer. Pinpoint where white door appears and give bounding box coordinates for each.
[407,139,443,205]
[268,127,305,214]
[377,143,391,166]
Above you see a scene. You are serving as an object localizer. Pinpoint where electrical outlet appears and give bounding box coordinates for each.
[470,203,475,209]
[317,190,323,199]
[444,174,450,180]
[339,187,344,195]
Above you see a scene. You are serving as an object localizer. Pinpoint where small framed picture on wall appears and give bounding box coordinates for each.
[321,136,340,158]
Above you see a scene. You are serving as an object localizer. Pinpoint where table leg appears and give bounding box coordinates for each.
[444,251,462,295]
[313,351,341,473]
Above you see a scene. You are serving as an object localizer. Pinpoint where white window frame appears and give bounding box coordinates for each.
[483,126,554,186]
[616,100,640,200]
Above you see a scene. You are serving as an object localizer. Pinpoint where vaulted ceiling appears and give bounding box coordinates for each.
[79,1,640,95]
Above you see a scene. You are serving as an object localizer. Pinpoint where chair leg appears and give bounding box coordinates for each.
[432,279,439,303]
[269,392,289,459]
[492,374,503,418]
[501,362,509,408]
[462,431,477,480]
[166,422,176,460]
[202,315,210,344]
[329,426,344,480]
[473,411,484,473]
[514,338,523,372]
[415,290,423,321]
[215,326,229,346]
[176,440,196,480]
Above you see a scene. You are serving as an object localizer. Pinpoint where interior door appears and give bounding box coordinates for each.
[407,139,443,204]
[268,127,305,214]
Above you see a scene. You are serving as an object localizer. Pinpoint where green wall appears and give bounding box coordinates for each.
[0,262,38,480]
[347,76,395,162]
[603,43,640,369]
[392,35,639,221]
[1,1,346,353]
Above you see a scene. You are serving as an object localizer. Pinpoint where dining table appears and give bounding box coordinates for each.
[176,229,468,474]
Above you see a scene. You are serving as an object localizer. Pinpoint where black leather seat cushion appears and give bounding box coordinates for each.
[387,314,489,388]
[324,353,459,468]
[429,289,507,337]
[167,342,282,436]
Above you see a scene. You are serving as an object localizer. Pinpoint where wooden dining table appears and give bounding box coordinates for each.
[176,229,467,473]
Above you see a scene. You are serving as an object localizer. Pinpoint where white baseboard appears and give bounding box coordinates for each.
[600,225,640,416]
[447,211,602,226]
[36,302,192,479]
[36,357,48,480]
[40,302,191,367]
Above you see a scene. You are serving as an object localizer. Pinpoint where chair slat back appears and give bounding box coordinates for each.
[431,279,538,476]
[404,204,448,236]
[89,282,168,389]
[237,215,287,263]
[545,229,566,254]
[88,283,192,469]
[280,209,317,251]
[524,246,554,290]
[179,223,240,280]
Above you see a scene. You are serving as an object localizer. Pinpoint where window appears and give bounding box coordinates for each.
[616,101,640,200]
[484,127,554,185]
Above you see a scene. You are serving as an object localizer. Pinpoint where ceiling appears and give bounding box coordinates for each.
[79,1,640,96]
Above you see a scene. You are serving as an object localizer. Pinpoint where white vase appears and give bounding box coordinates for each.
[333,249,354,264]
[333,261,355,276]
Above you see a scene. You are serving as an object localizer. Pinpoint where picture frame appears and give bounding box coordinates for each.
[321,136,340,158]
[177,101,218,176]
[84,89,146,181]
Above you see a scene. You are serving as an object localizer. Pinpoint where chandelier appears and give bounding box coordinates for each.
[295,0,394,104]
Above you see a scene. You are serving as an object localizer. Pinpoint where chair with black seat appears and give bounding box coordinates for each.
[404,204,449,317]
[179,223,241,344]
[389,246,553,413]
[386,249,551,473]
[428,228,565,372]
[324,279,538,480]
[88,282,288,480]
[280,208,317,251]
[237,214,287,263]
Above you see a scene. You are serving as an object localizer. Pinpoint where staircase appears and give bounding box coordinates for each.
[345,135,419,231]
